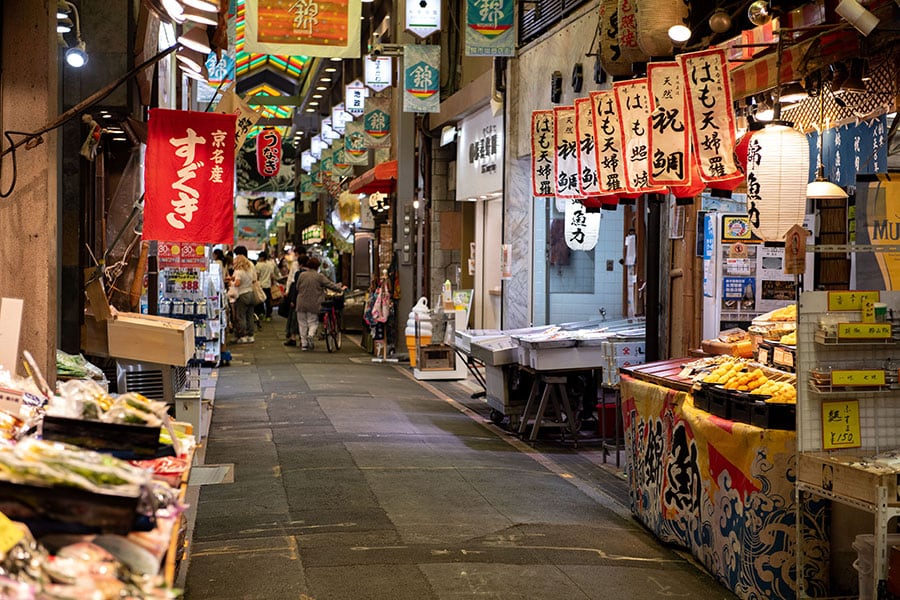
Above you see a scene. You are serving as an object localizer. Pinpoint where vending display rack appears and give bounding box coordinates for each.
[158,262,226,366]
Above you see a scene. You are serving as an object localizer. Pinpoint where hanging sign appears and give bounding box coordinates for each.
[564,198,602,250]
[465,0,515,57]
[331,103,352,133]
[332,140,352,178]
[403,45,440,113]
[311,161,324,189]
[320,147,333,180]
[255,128,282,177]
[364,94,391,148]
[553,107,580,198]
[531,110,555,197]
[301,150,315,173]
[574,97,601,197]
[206,51,235,86]
[590,91,628,194]
[678,48,740,184]
[614,78,667,193]
[647,62,690,186]
[365,56,393,92]
[406,0,441,38]
[242,0,361,59]
[300,173,316,202]
[214,87,261,151]
[598,0,631,77]
[345,79,367,117]
[144,109,236,245]
[321,116,340,141]
[344,120,369,165]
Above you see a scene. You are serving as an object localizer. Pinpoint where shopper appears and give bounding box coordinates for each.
[295,257,344,351]
[230,254,257,344]
[255,250,276,321]
[282,255,308,346]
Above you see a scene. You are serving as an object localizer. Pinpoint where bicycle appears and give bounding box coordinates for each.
[320,290,344,353]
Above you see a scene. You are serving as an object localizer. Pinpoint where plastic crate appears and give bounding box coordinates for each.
[750,401,796,431]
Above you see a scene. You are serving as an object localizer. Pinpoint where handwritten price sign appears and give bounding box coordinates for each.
[822,400,861,450]
[827,291,880,311]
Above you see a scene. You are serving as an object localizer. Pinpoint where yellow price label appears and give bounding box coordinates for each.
[0,512,24,554]
[822,400,861,450]
[861,300,876,323]
[831,370,886,386]
[827,290,880,311]
[837,323,892,339]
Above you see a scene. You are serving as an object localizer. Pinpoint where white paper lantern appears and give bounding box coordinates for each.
[744,123,810,241]
[564,199,602,250]
[636,0,689,58]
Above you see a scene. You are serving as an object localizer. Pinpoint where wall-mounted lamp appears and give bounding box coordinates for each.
[835,0,879,36]
[571,63,584,93]
[440,125,458,147]
[60,2,88,68]
[550,71,562,104]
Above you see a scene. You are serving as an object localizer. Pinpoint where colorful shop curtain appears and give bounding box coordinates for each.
[242,0,361,59]
[144,109,236,245]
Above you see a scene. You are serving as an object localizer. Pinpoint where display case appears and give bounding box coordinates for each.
[157,259,226,366]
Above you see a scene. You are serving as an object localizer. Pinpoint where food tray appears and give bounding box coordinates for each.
[750,401,796,430]
[41,416,162,459]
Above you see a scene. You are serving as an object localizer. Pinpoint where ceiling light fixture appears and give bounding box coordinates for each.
[835,59,867,95]
[325,67,338,72]
[320,77,332,82]
[747,0,772,26]
[57,17,73,33]
[182,5,218,26]
[708,8,732,33]
[182,0,219,11]
[668,24,691,44]
[161,0,186,23]
[176,47,207,72]
[779,81,808,103]
[316,85,328,91]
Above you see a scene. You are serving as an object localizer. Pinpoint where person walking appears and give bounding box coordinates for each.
[294,257,344,351]
[282,255,309,346]
[230,254,258,344]
[255,250,276,321]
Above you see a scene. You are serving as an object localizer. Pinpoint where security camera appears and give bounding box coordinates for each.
[370,32,383,57]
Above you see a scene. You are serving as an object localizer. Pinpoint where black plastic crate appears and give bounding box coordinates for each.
[730,397,753,426]
[692,388,711,413]
[704,385,731,419]
[750,401,796,431]
[41,416,161,459]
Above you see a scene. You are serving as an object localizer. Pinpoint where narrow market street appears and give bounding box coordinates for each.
[182,319,734,600]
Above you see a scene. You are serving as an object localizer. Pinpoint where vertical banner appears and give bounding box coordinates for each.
[345,79,367,117]
[553,107,580,198]
[144,109,236,244]
[365,56,393,92]
[364,94,392,148]
[647,62,690,186]
[531,110,555,197]
[403,45,440,113]
[311,161,324,189]
[242,0,361,59]
[855,177,900,290]
[565,198,602,250]
[320,147,333,181]
[332,140,352,178]
[614,78,667,193]
[406,0,441,38]
[215,87,261,151]
[575,97,601,197]
[344,120,369,165]
[255,128,282,177]
[590,91,628,194]
[678,49,740,183]
[465,0,515,57]
[300,173,316,202]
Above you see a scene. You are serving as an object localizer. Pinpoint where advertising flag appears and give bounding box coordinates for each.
[403,45,440,113]
[345,120,369,165]
[364,94,392,148]
[242,0,361,59]
[465,0,515,56]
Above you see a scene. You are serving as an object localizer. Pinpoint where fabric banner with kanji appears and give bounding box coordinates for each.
[647,62,691,186]
[332,140,353,178]
[215,87,261,151]
[553,107,580,198]
[614,79,667,194]
[403,45,440,113]
[531,110,555,197]
[590,91,628,194]
[364,94,392,148]
[575,97,601,197]
[564,198,601,250]
[242,0,361,59]
[465,0,515,57]
[144,109,236,245]
[344,120,369,165]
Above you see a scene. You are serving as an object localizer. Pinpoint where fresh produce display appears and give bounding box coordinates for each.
[55,350,105,381]
[53,381,167,428]
[689,356,797,403]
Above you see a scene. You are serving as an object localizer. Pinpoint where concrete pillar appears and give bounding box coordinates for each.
[0,2,59,379]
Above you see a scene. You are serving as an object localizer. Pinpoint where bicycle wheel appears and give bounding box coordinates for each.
[324,314,337,353]
[334,314,342,350]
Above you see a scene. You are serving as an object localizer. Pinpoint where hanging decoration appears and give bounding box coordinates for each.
[407,0,441,38]
[255,128,282,177]
[465,0,515,57]
[332,140,353,178]
[635,0,689,58]
[678,48,741,185]
[320,147,334,181]
[344,120,369,165]
[300,173,316,202]
[365,56,393,92]
[337,190,361,223]
[598,0,632,77]
[214,86,261,151]
[403,45,440,113]
[616,0,650,66]
[591,91,628,194]
[364,94,392,148]
[564,198,602,250]
[345,79,367,117]
[575,97,602,197]
[554,106,580,198]
[744,123,809,241]
[242,0,361,59]
[144,109,236,245]
[614,78,667,194]
[668,152,705,203]
[531,110,555,197]
[647,62,690,186]
[311,161,324,189]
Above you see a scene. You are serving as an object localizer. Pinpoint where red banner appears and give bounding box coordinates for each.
[256,128,282,177]
[144,109,236,245]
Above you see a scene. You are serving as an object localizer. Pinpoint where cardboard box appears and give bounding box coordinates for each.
[798,451,900,506]
[82,312,109,358]
[107,312,194,367]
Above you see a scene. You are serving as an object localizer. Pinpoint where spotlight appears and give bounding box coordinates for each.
[835,59,867,94]
[65,41,88,68]
[176,47,207,73]
[57,17,73,33]
[835,0,879,36]
[708,8,732,34]
[747,0,772,26]
[780,81,808,103]
[668,24,691,44]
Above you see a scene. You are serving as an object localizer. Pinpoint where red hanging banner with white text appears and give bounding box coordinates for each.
[144,109,237,245]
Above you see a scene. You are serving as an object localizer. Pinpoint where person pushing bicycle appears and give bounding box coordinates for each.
[293,256,345,351]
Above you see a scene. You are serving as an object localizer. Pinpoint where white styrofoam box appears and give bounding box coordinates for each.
[852,534,900,600]
[602,355,643,387]
[175,389,204,441]
[603,340,646,359]
[526,344,607,371]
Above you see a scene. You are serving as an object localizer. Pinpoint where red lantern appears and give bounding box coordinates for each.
[256,128,282,177]
[669,153,706,203]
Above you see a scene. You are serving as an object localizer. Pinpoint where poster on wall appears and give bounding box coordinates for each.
[403,45,440,113]
[531,110,555,197]
[647,62,690,186]
[553,106,580,198]
[242,0,361,59]
[855,176,900,290]
[465,0,515,57]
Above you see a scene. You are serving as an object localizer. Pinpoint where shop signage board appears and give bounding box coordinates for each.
[831,370,886,387]
[406,0,441,38]
[403,45,440,113]
[827,291,880,311]
[647,62,690,186]
[331,103,352,133]
[364,56,392,92]
[836,323,892,339]
[531,110,555,197]
[241,0,361,59]
[364,94,392,148]
[678,48,740,184]
[465,0,515,57]
[574,97,601,197]
[590,91,628,194]
[345,80,367,117]
[822,400,861,449]
[144,109,236,245]
[255,129,282,177]
[564,198,601,251]
[301,150,314,172]
[853,177,900,290]
[344,120,369,165]
[553,106,580,198]
[614,79,667,193]
[456,105,503,202]
[158,242,207,270]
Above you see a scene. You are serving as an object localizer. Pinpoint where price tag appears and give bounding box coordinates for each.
[757,346,770,365]
[861,299,876,323]
[0,387,23,415]
[827,290,880,311]
[773,346,794,368]
[837,323,892,339]
[831,370,886,387]
[822,400,861,450]
[0,512,24,554]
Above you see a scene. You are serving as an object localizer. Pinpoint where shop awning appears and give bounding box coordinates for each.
[348,160,398,194]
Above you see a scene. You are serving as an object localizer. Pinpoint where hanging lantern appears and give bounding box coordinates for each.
[636,0,689,58]
[599,0,633,77]
[616,0,650,66]
[338,191,361,223]
[744,123,810,241]
[256,128,282,177]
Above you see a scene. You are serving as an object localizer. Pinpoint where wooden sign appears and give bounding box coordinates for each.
[783,223,807,275]
[822,400,861,449]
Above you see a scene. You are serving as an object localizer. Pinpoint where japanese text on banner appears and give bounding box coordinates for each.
[554,107,581,198]
[647,62,690,185]
[590,91,628,194]
[531,110,555,197]
[575,97,601,197]
[565,198,601,250]
[614,79,667,193]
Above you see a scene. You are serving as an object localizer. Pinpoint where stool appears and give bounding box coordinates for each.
[517,373,579,445]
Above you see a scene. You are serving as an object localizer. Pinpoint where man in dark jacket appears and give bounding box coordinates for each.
[295,257,344,350]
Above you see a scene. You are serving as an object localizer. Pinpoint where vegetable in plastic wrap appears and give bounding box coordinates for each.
[55,350,105,381]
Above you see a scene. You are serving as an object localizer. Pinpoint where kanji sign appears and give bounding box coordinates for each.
[614,78,667,194]
[403,45,440,113]
[531,110,555,198]
[345,79,367,117]
[256,128,282,177]
[242,0,361,59]
[564,198,601,250]
[554,107,580,198]
[647,62,690,186]
[575,97,601,197]
[407,0,441,38]
[364,94,391,148]
[465,0,515,56]
[590,91,628,194]
[822,400,861,449]
[365,56,393,92]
